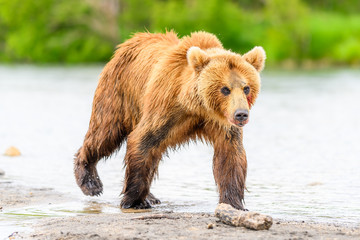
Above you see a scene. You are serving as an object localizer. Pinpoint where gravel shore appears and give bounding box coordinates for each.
[1,181,359,240]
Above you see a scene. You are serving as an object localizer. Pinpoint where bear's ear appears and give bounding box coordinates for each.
[187,46,210,72]
[243,46,266,72]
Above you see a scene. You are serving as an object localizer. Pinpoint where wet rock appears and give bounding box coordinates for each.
[4,146,21,157]
[215,203,273,230]
[8,232,19,239]
[0,169,5,176]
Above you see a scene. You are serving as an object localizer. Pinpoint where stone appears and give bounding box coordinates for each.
[215,203,273,230]
[4,146,21,157]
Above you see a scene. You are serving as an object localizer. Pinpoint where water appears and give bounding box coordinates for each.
[0,65,359,236]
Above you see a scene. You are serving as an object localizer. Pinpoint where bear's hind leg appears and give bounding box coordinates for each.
[74,146,103,196]
[74,125,127,196]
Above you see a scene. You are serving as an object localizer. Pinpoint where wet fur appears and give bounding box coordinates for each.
[74,31,265,210]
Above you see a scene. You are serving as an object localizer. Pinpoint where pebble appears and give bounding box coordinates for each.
[4,146,21,157]
[207,223,214,229]
[8,232,19,239]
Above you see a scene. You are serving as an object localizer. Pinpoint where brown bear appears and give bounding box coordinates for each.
[74,31,265,210]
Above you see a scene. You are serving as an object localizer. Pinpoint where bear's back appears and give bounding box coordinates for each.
[99,31,180,113]
[96,31,224,129]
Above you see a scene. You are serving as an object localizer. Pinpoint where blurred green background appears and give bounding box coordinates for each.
[0,0,359,67]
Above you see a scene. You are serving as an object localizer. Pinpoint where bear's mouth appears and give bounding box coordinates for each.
[228,118,249,127]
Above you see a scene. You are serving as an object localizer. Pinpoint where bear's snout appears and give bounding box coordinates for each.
[234,109,249,126]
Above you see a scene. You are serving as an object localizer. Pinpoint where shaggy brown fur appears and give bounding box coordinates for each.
[74,31,266,210]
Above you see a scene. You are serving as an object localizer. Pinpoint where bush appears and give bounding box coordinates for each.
[0,0,359,66]
[0,0,116,63]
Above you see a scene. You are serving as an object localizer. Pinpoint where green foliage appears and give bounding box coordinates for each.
[307,13,360,64]
[262,0,310,62]
[0,0,359,66]
[303,0,360,14]
[0,0,116,63]
[151,0,263,54]
[118,0,153,39]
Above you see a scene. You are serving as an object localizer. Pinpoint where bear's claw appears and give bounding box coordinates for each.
[121,198,152,209]
[83,177,103,196]
[75,164,103,196]
[147,192,161,205]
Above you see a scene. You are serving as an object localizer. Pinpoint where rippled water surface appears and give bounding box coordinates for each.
[1,65,359,235]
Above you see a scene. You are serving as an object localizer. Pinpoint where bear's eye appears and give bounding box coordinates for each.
[243,86,250,95]
[221,87,231,96]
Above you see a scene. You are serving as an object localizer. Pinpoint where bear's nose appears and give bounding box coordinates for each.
[234,109,249,122]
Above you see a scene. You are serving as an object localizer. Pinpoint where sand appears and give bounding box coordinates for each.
[1,181,359,240]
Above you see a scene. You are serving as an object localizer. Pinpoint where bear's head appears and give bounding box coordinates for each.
[187,46,265,127]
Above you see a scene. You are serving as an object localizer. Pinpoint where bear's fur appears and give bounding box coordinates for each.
[74,31,265,210]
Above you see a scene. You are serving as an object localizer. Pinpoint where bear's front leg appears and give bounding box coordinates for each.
[212,128,247,210]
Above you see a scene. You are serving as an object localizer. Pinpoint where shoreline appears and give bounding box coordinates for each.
[20,212,360,240]
[1,181,359,239]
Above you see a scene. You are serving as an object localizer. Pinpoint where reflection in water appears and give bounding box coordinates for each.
[0,66,360,229]
[82,201,104,214]
[121,208,152,213]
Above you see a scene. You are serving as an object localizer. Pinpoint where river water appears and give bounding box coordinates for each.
[0,65,359,235]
